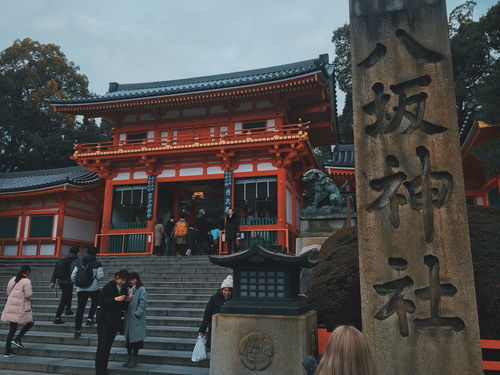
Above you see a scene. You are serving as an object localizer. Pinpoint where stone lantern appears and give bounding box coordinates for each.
[208,239,319,375]
[209,239,317,316]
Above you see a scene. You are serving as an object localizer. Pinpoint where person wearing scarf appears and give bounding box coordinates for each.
[1,265,34,358]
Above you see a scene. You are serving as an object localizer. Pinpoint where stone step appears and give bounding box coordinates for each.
[0,256,218,374]
[30,298,207,309]
[24,312,203,327]
[0,329,198,351]
[0,355,210,375]
[0,274,226,281]
[1,341,208,367]
[0,278,224,294]
[33,292,213,301]
[0,370,51,375]
[0,321,201,339]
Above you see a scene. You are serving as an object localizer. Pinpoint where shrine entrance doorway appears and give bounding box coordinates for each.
[157,179,225,230]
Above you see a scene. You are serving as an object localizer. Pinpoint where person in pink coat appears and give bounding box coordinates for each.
[1,265,34,358]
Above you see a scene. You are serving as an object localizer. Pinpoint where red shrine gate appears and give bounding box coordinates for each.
[50,55,338,255]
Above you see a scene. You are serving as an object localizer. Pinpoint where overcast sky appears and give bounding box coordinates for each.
[0,0,496,109]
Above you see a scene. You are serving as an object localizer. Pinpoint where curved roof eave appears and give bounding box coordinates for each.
[50,70,330,107]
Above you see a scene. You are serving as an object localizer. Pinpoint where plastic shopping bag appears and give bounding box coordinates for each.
[191,335,207,362]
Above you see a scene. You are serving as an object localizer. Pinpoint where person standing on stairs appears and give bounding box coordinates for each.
[71,246,104,339]
[164,215,176,255]
[153,218,165,256]
[198,275,233,350]
[95,269,130,375]
[224,208,240,254]
[50,246,80,324]
[1,265,34,358]
[172,218,189,257]
[122,272,148,368]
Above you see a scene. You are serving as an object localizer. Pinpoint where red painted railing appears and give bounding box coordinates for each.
[95,232,154,255]
[73,123,309,157]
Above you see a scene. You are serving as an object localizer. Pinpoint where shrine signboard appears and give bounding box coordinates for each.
[349,0,482,373]
[224,170,233,213]
[146,176,155,220]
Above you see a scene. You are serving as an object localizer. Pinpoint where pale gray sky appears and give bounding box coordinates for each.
[0,0,496,109]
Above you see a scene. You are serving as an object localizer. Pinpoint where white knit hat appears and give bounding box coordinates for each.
[221,275,233,289]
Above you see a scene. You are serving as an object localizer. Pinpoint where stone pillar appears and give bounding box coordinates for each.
[210,311,317,375]
[349,1,483,374]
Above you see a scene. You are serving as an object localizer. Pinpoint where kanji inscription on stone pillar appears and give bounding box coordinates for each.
[349,0,482,373]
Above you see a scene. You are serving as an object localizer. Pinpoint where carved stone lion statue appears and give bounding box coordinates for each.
[301,169,345,209]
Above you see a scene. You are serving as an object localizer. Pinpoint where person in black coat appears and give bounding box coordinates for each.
[164,215,176,255]
[198,275,232,350]
[224,208,240,254]
[95,269,130,375]
[196,209,211,255]
[50,246,79,323]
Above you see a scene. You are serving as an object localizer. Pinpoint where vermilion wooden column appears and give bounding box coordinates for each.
[55,200,65,257]
[277,167,287,249]
[99,178,114,253]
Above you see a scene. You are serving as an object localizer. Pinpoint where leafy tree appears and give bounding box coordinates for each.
[450,2,499,135]
[0,38,111,172]
[332,24,353,144]
[331,2,499,144]
[449,1,477,36]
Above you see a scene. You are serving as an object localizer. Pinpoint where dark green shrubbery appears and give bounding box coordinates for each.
[307,206,500,338]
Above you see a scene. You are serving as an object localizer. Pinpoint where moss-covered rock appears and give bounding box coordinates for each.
[307,205,500,338]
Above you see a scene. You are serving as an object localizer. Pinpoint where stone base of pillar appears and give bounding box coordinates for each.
[210,311,317,375]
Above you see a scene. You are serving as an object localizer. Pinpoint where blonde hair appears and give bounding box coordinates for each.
[315,325,375,375]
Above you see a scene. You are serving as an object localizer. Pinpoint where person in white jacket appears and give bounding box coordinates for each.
[71,246,104,339]
[1,265,34,358]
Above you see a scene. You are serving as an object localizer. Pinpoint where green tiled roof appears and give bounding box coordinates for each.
[0,166,100,194]
[50,54,332,105]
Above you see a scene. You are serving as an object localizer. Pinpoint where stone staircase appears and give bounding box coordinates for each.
[0,256,230,375]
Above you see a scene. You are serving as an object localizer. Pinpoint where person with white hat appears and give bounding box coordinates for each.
[198,275,233,350]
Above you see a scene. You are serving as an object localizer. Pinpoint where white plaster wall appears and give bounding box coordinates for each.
[207,166,224,175]
[257,163,277,171]
[40,243,55,256]
[235,164,253,173]
[133,171,148,179]
[267,119,276,131]
[62,216,96,242]
[16,216,22,239]
[3,245,18,256]
[179,168,203,177]
[158,169,176,178]
[52,215,59,238]
[113,172,130,181]
[22,244,37,256]
[23,216,30,239]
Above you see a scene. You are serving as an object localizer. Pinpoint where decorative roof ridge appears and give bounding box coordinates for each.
[0,165,89,179]
[110,54,330,93]
[49,54,331,105]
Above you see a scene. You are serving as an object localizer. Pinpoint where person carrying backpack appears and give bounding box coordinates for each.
[71,246,104,339]
[50,247,80,324]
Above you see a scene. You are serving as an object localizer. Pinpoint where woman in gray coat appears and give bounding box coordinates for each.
[122,272,147,368]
